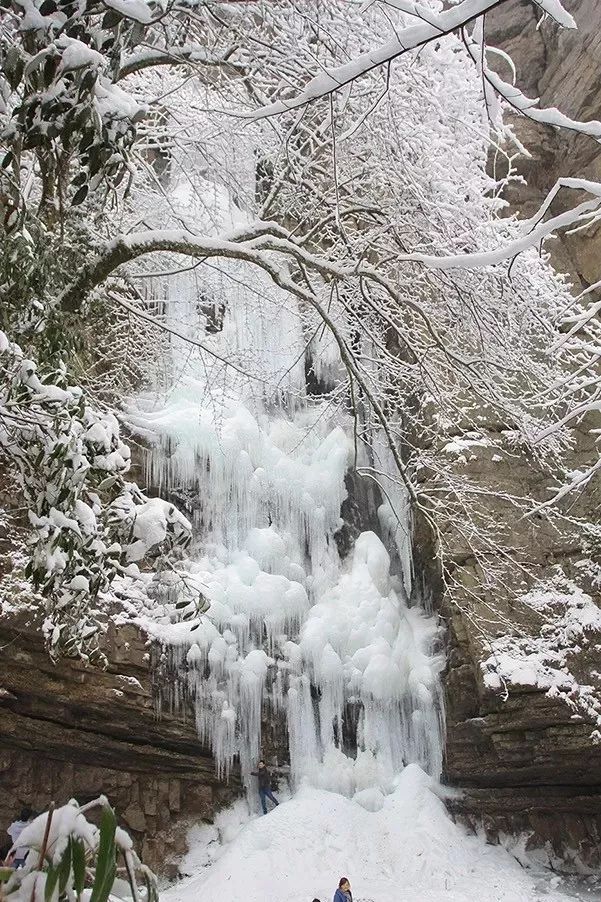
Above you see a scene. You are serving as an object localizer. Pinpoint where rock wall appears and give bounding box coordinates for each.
[0,611,238,876]
[432,0,601,870]
[432,418,601,867]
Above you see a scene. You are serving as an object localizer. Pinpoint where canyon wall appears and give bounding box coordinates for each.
[440,0,601,867]
[0,474,238,876]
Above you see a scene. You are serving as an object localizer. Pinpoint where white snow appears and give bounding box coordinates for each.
[56,36,104,72]
[482,581,601,729]
[166,764,578,902]
[102,0,154,23]
[15,804,96,865]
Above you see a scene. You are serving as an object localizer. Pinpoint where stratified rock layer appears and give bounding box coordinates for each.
[431,420,601,866]
[0,610,238,874]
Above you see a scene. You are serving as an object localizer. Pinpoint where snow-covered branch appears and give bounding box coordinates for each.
[246,0,575,120]
[464,27,601,145]
[0,331,192,660]
[117,45,242,81]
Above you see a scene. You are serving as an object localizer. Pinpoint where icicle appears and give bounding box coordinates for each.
[128,193,445,800]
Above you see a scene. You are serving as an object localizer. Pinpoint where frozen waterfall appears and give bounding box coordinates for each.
[126,178,445,811]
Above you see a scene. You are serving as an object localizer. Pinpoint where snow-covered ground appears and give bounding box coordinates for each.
[164,765,598,902]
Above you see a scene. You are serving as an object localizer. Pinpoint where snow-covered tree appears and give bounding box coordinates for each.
[0,329,193,660]
[2,0,601,650]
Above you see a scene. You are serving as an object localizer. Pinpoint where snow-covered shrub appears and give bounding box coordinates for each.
[0,0,148,218]
[0,329,191,661]
[0,798,158,902]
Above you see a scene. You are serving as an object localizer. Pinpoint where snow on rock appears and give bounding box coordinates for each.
[167,764,577,902]
[482,580,601,729]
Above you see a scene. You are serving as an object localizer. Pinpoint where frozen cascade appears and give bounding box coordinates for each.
[126,176,445,808]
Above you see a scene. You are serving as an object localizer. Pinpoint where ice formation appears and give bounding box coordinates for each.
[126,175,445,806]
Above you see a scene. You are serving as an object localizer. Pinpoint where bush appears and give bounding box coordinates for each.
[1,798,158,902]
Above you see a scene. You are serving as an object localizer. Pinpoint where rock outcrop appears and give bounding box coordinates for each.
[0,608,238,875]
[431,419,601,867]
[0,469,237,875]
[432,0,601,869]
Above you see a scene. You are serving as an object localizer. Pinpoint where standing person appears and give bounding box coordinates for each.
[250,761,279,814]
[334,877,352,902]
[7,807,33,868]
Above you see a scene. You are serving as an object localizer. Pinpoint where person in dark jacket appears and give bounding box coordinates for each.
[333,877,352,902]
[250,761,279,814]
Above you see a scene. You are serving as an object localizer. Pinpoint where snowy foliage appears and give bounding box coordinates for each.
[2,0,601,524]
[0,330,191,659]
[2,798,157,902]
[1,0,150,215]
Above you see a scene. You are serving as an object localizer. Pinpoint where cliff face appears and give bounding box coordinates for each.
[0,607,238,875]
[488,0,601,288]
[436,423,601,865]
[435,0,601,869]
[0,470,237,876]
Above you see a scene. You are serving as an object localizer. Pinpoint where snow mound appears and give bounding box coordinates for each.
[166,765,573,902]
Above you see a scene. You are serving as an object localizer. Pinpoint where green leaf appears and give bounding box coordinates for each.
[143,869,159,902]
[39,0,58,12]
[72,838,86,899]
[45,863,60,902]
[79,69,97,96]
[71,185,89,206]
[2,151,13,169]
[58,836,73,896]
[102,9,121,28]
[4,48,23,90]
[90,806,117,902]
[22,131,44,151]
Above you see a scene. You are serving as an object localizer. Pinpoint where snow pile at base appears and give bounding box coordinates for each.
[166,764,575,902]
[482,579,601,731]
